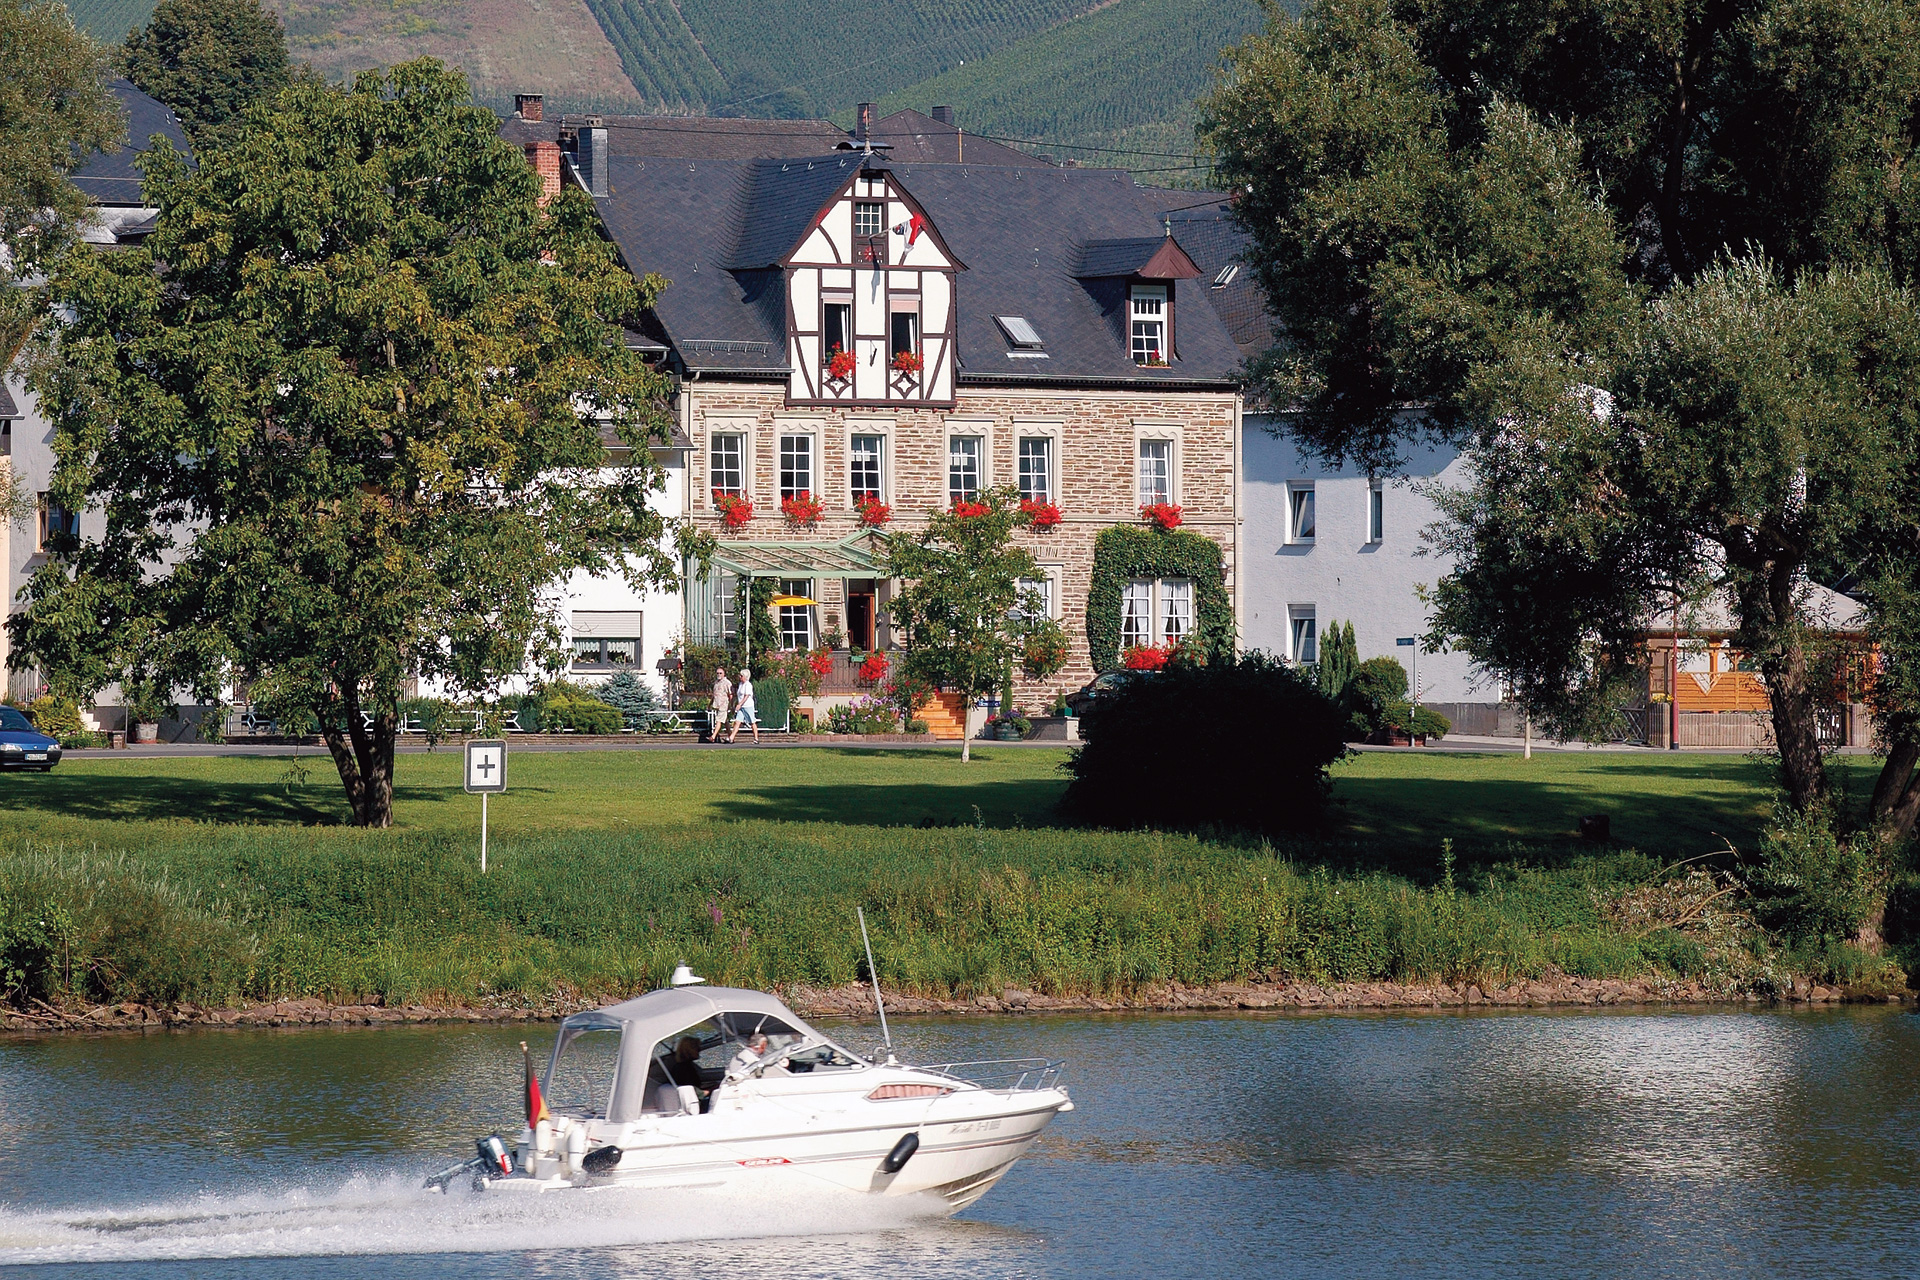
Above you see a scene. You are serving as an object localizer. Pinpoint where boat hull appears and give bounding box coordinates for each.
[502,1089,1070,1213]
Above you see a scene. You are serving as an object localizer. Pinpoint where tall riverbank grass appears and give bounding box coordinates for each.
[0,819,1818,1009]
[0,748,1901,1010]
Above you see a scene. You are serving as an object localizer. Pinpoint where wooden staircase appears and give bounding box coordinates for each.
[915,692,968,741]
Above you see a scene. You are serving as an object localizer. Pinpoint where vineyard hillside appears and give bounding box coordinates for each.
[62,0,648,114]
[580,0,1106,116]
[861,0,1267,178]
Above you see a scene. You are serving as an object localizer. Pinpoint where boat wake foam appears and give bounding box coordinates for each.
[0,1173,953,1264]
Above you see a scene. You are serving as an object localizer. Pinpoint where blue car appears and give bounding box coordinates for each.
[0,706,62,770]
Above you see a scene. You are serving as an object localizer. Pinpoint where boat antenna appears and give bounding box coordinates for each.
[857,907,893,1057]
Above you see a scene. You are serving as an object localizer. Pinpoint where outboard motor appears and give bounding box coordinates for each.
[478,1133,514,1178]
[424,1133,515,1192]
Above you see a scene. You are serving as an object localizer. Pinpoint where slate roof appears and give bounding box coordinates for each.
[504,112,848,161]
[71,80,190,207]
[592,154,1241,385]
[1134,187,1273,361]
[1074,236,1201,280]
[0,383,16,419]
[860,108,1050,167]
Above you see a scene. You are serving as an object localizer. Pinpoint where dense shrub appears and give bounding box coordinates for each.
[755,677,791,730]
[825,698,900,734]
[1060,652,1349,833]
[26,697,84,739]
[1749,802,1894,943]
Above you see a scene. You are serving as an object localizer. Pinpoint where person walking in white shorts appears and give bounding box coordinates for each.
[725,668,759,743]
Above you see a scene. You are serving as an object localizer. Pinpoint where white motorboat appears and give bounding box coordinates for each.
[430,976,1072,1213]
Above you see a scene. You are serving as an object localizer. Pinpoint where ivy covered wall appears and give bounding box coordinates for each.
[1085,526,1234,672]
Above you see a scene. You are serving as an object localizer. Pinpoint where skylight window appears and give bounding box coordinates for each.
[1212,264,1240,288]
[995,315,1044,348]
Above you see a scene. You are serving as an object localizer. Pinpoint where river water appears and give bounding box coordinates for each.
[2,1007,1917,1277]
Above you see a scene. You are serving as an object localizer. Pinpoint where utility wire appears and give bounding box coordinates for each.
[570,113,1213,164]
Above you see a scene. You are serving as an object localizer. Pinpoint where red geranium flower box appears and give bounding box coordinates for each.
[1021,498,1062,530]
[891,350,923,373]
[713,491,753,530]
[858,651,888,684]
[781,491,825,528]
[950,499,991,518]
[809,648,835,676]
[825,346,856,380]
[1123,642,1176,671]
[856,497,892,528]
[1141,501,1183,531]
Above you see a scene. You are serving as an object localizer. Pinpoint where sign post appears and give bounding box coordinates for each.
[1396,637,1419,708]
[464,739,507,873]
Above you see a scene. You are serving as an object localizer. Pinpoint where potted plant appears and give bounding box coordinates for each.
[125,679,167,743]
[891,350,923,373]
[1021,498,1062,530]
[825,345,857,381]
[1122,642,1175,671]
[713,491,753,530]
[781,491,825,529]
[858,650,888,685]
[1141,501,1183,531]
[856,496,892,528]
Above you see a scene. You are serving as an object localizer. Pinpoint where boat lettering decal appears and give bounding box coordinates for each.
[737,1156,793,1167]
[947,1118,1003,1135]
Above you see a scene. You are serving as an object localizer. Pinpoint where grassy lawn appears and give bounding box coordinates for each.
[0,746,1893,1008]
[3,745,1878,858]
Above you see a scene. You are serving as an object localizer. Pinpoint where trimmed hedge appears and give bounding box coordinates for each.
[1086,526,1234,672]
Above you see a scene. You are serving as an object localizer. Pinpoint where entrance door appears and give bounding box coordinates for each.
[846,593,875,650]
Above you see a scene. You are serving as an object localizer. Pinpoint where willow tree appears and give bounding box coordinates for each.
[16,61,688,826]
[1204,0,1920,831]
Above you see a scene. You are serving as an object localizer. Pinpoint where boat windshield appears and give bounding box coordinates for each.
[544,1026,621,1118]
[637,1011,814,1113]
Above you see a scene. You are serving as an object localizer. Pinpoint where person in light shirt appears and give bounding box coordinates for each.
[729,1032,771,1076]
[725,668,759,743]
[709,668,732,742]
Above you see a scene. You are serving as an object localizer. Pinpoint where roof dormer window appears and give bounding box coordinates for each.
[1131,286,1168,366]
[854,201,885,237]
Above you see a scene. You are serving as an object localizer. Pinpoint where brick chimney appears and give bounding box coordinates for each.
[930,105,953,126]
[524,141,562,205]
[514,93,544,123]
[855,102,875,143]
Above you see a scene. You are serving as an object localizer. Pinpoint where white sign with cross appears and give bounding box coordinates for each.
[464,739,507,873]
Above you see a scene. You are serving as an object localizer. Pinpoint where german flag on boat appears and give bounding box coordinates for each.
[523,1040,550,1126]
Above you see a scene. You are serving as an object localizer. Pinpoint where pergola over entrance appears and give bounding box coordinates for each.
[685,533,887,661]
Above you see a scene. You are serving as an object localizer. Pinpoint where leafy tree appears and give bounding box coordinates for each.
[0,0,121,351]
[16,60,689,826]
[1203,0,1920,830]
[882,486,1039,761]
[122,0,291,144]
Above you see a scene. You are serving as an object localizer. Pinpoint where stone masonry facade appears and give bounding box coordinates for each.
[683,379,1240,704]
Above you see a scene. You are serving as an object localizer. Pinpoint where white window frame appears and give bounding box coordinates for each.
[37,494,78,553]
[704,416,757,506]
[779,432,815,500]
[1138,439,1173,507]
[1289,483,1317,543]
[822,294,854,361]
[1122,577,1195,648]
[709,431,747,499]
[1289,605,1318,663]
[1015,567,1062,622]
[1017,436,1054,504]
[888,299,921,364]
[849,432,886,506]
[779,577,815,650]
[853,201,885,238]
[1368,482,1384,544]
[948,434,984,503]
[1130,285,1168,364]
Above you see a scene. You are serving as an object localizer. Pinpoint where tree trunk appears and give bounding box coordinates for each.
[1871,736,1920,842]
[321,698,399,827]
[961,701,974,763]
[1744,554,1827,812]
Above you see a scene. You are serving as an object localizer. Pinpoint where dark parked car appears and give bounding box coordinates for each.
[0,706,62,770]
[1064,669,1152,718]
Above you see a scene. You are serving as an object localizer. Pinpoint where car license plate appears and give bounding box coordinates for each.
[24,753,47,762]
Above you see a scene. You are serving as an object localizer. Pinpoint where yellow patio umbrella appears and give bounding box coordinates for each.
[770,594,817,607]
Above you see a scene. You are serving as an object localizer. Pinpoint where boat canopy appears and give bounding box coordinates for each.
[547,986,823,1123]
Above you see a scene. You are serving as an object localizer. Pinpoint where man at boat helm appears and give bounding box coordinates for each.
[729,1032,771,1076]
